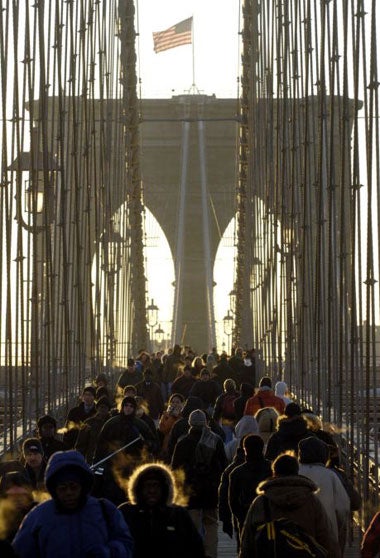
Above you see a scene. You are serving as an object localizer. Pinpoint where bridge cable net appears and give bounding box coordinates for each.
[0,0,146,452]
[236,0,380,523]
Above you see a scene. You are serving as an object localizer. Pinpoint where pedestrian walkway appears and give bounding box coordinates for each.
[217,520,362,557]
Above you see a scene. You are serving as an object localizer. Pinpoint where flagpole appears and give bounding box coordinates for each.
[191,15,196,92]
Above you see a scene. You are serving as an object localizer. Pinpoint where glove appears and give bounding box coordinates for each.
[222,520,234,538]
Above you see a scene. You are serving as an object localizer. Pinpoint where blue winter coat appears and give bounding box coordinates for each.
[12,450,133,558]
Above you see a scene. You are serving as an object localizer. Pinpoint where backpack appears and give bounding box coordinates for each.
[221,394,237,419]
[193,428,219,475]
[254,497,328,558]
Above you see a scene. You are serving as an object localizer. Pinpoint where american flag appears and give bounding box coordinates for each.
[153,17,193,53]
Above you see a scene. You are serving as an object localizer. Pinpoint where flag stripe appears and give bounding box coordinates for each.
[153,17,192,53]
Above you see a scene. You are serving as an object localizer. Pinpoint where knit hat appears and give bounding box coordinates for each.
[298,436,329,465]
[22,438,43,455]
[285,402,302,418]
[188,409,207,427]
[37,414,57,429]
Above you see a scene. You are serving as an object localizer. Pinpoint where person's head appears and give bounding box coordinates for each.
[188,409,207,429]
[94,373,108,388]
[37,415,57,439]
[134,396,148,418]
[123,384,137,397]
[192,356,204,370]
[22,438,44,469]
[200,368,210,381]
[45,450,93,511]
[95,396,112,418]
[243,434,265,461]
[298,436,329,465]
[284,402,302,419]
[255,407,279,432]
[81,386,96,406]
[272,453,299,477]
[223,378,236,393]
[184,355,192,366]
[234,415,260,440]
[172,344,182,356]
[326,443,341,468]
[0,471,33,510]
[138,351,150,364]
[127,463,178,508]
[259,376,272,389]
[183,364,192,377]
[301,410,323,432]
[121,396,137,417]
[274,381,289,397]
[168,393,184,414]
[127,358,135,371]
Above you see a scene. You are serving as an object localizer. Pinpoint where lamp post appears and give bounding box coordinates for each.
[223,309,234,355]
[229,289,236,316]
[8,128,60,419]
[146,298,159,351]
[100,223,124,370]
[155,324,165,350]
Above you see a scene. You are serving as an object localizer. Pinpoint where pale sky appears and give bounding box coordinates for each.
[136,0,241,99]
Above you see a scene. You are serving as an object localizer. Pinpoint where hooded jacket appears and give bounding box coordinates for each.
[298,436,350,540]
[274,381,292,405]
[12,450,133,558]
[224,415,259,462]
[239,475,341,558]
[118,464,204,558]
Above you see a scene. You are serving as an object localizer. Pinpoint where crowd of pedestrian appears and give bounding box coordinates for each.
[0,344,373,557]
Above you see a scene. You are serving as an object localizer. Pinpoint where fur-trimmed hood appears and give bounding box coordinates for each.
[127,463,178,506]
[257,474,319,509]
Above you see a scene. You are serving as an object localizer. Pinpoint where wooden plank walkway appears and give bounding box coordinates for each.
[217,521,362,557]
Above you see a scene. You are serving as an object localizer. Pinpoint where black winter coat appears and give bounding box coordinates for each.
[229,457,272,528]
[119,504,205,558]
[171,427,227,509]
[218,447,245,537]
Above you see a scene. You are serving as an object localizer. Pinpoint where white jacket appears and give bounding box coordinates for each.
[299,462,350,539]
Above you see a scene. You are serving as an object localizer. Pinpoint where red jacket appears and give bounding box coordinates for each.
[244,388,285,417]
